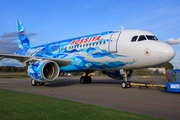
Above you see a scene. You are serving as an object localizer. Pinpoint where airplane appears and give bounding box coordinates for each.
[0,19,175,88]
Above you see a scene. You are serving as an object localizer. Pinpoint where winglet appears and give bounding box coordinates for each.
[16,19,32,50]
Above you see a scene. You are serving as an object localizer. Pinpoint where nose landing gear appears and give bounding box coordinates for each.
[120,69,131,88]
[121,81,131,88]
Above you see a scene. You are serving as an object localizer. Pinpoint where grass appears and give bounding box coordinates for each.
[0,89,164,120]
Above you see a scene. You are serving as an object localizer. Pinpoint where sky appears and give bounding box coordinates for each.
[0,0,180,68]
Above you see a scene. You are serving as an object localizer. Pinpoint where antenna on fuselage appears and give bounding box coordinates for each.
[121,25,124,29]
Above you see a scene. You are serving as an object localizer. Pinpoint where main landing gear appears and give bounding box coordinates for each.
[120,69,131,88]
[31,79,45,86]
[80,72,92,84]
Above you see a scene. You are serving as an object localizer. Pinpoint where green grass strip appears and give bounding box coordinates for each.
[0,89,164,120]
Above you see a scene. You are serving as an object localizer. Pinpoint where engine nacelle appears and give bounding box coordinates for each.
[27,60,60,82]
[103,70,134,80]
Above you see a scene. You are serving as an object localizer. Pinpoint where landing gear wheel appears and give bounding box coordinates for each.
[121,81,127,88]
[39,82,45,86]
[31,79,37,86]
[127,81,131,88]
[86,76,92,83]
[80,76,86,84]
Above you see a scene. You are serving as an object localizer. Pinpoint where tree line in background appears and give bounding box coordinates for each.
[0,62,174,73]
[153,62,174,70]
[0,66,26,72]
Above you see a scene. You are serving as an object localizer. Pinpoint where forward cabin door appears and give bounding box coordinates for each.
[108,32,121,53]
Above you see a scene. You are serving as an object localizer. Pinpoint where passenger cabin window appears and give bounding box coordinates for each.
[138,35,147,41]
[146,35,158,41]
[131,36,138,42]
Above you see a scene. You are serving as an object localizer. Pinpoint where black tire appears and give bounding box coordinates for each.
[127,81,131,88]
[39,82,45,86]
[139,85,142,89]
[31,79,37,86]
[86,76,92,83]
[80,76,86,84]
[121,81,127,88]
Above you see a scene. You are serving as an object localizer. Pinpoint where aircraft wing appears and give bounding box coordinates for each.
[0,53,71,67]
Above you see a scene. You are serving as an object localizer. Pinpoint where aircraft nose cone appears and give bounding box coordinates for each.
[159,43,175,62]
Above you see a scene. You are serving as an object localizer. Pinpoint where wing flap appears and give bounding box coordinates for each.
[0,53,71,67]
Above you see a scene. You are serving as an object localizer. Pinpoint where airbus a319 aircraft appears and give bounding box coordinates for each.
[0,19,175,88]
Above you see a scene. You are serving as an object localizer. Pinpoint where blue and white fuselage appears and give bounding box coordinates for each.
[0,19,175,87]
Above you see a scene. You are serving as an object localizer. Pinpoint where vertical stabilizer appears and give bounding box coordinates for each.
[16,19,32,50]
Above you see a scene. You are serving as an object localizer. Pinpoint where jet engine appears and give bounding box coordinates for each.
[27,60,60,82]
[102,70,134,80]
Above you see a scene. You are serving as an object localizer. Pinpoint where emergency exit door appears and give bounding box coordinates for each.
[109,32,121,53]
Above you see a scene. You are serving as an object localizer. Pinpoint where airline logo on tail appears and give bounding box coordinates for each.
[20,30,24,35]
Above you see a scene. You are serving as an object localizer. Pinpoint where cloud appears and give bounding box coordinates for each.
[1,32,17,38]
[0,38,18,53]
[158,6,180,15]
[165,38,180,45]
[27,33,38,37]
[1,31,38,38]
[0,31,38,66]
[0,58,23,66]
[0,31,38,54]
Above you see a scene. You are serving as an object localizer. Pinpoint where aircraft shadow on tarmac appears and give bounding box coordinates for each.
[33,76,180,94]
[44,77,121,87]
[42,77,165,92]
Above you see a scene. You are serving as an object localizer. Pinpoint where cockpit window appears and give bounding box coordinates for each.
[131,36,138,42]
[138,35,147,41]
[146,35,158,41]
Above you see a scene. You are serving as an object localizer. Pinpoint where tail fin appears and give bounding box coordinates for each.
[16,19,32,50]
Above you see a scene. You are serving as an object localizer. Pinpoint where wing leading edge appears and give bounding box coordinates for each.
[0,53,71,67]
